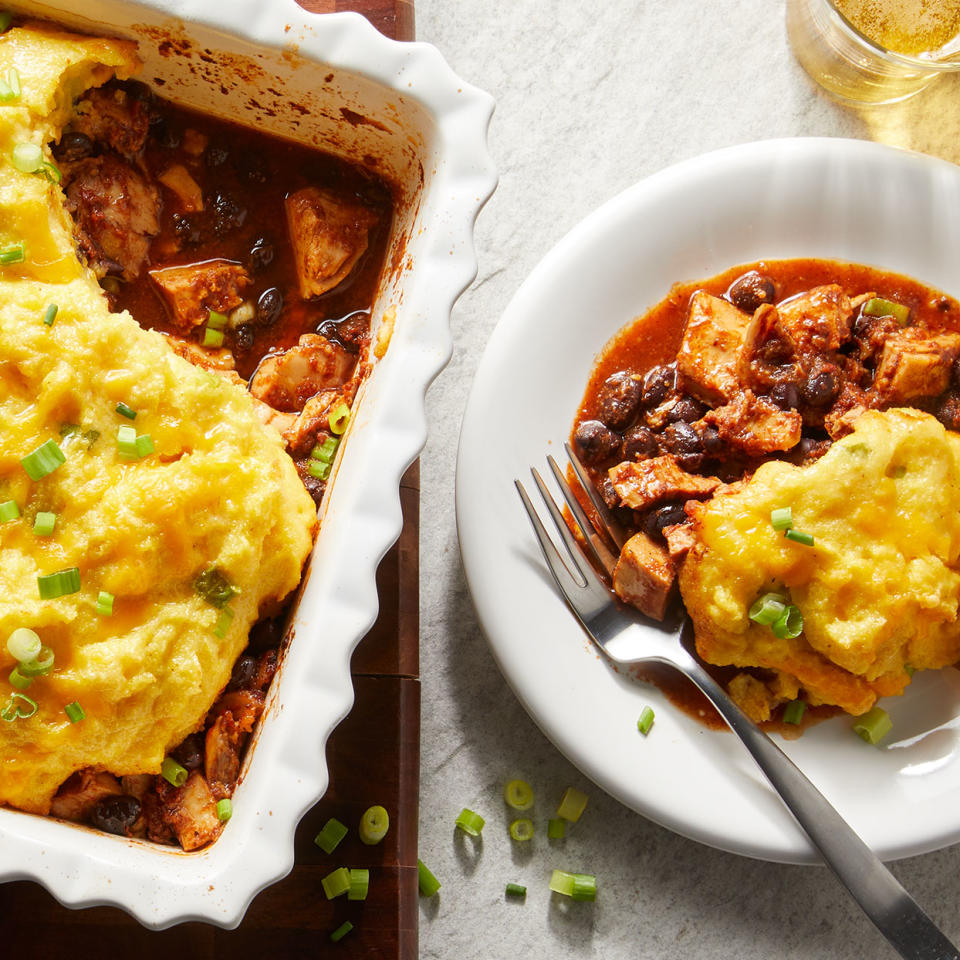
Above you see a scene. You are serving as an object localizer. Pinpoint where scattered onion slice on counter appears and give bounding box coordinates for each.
[637,705,655,736]
[359,804,390,845]
[547,818,566,840]
[321,866,351,900]
[505,882,527,898]
[314,817,348,853]
[455,807,485,837]
[509,818,534,842]
[329,921,353,943]
[347,868,369,901]
[556,787,588,823]
[417,859,441,897]
[503,778,534,811]
[853,706,893,745]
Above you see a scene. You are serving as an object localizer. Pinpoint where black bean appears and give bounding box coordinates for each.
[599,476,619,511]
[54,131,95,161]
[952,357,960,390]
[666,396,706,424]
[234,324,255,353]
[661,421,703,456]
[769,381,801,410]
[621,425,658,461]
[728,271,776,314]
[699,423,723,455]
[172,213,204,247]
[642,364,674,408]
[801,368,839,407]
[122,80,153,103]
[90,794,141,836]
[596,371,643,429]
[574,419,621,465]
[249,236,275,272]
[336,311,369,349]
[256,287,283,326]
[229,654,257,690]
[173,734,204,771]
[317,319,339,341]
[211,191,247,235]
[642,502,688,542]
[205,144,229,168]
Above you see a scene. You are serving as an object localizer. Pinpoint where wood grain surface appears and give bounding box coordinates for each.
[1,3,421,957]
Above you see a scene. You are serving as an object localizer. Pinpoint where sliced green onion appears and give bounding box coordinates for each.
[135,434,155,458]
[308,459,331,481]
[417,858,441,897]
[853,706,893,745]
[216,798,232,822]
[571,873,597,902]
[314,817,348,854]
[207,310,228,330]
[505,882,527,898]
[213,606,234,638]
[42,303,57,326]
[455,807,485,837]
[0,241,25,264]
[0,12,12,32]
[115,401,137,420]
[863,297,910,326]
[40,160,60,185]
[11,142,42,173]
[770,507,793,531]
[161,756,188,787]
[549,869,575,897]
[21,438,66,480]
[347,867,369,901]
[329,921,353,943]
[782,700,806,725]
[748,593,787,627]
[1,692,37,721]
[65,701,85,724]
[117,425,138,458]
[18,645,54,676]
[6,67,20,98]
[202,327,224,348]
[321,866,351,900]
[359,804,389,845]
[32,511,56,536]
[96,590,114,616]
[784,528,815,546]
[504,778,534,811]
[547,818,566,840]
[771,604,804,640]
[329,401,350,435]
[509,817,534,842]
[556,787,588,823]
[37,567,80,599]
[194,567,239,608]
[7,627,40,663]
[0,499,20,522]
[637,705,655,736]
[311,434,339,463]
[8,667,31,690]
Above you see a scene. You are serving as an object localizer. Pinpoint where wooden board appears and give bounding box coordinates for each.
[0,4,420,957]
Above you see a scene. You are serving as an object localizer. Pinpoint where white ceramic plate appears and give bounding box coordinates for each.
[457,137,960,865]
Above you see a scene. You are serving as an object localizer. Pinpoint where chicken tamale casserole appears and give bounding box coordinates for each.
[571,259,960,733]
[0,19,392,848]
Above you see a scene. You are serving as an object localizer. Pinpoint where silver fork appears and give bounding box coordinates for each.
[516,443,959,960]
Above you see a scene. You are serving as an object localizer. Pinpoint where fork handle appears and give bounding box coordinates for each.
[683,660,959,960]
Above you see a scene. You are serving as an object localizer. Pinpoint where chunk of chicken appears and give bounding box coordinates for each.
[280,379,360,457]
[676,292,747,404]
[613,531,675,620]
[205,710,243,801]
[63,154,160,279]
[249,334,355,413]
[157,771,223,851]
[874,331,960,403]
[608,455,720,511]
[701,390,801,455]
[150,259,251,330]
[164,333,237,370]
[285,186,379,298]
[49,770,123,821]
[67,85,151,158]
[775,284,854,354]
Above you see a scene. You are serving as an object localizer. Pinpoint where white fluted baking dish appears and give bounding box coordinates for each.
[0,0,495,928]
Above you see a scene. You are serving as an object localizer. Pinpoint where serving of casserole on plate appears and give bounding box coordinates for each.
[0,0,495,929]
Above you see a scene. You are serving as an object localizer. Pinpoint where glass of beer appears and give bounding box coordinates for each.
[787,0,960,104]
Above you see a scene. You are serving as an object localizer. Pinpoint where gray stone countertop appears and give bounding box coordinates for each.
[412,1,960,957]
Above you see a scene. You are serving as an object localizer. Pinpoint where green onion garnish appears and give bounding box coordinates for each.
[771,604,804,640]
[417,859,441,897]
[5,67,20,98]
[547,818,566,840]
[556,787,588,823]
[748,593,787,626]
[116,425,138,459]
[347,868,369,901]
[311,435,339,463]
[96,590,114,616]
[853,706,893,745]
[135,434,154,458]
[216,798,232,822]
[7,627,40,663]
[40,161,60,184]
[782,700,806,725]
[32,511,56,536]
[509,818,534,842]
[637,705,655,736]
[505,882,527,898]
[329,921,354,943]
[11,142,42,173]
[37,567,80,599]
[863,297,910,326]
[321,866,351,900]
[213,606,234,638]
[784,529,815,546]
[503,778,534,811]
[0,241,25,264]
[42,303,57,326]
[0,499,20,522]
[21,438,66,480]
[549,869,575,897]
[115,401,137,420]
[359,804,390,845]
[202,327,224,348]
[315,817,349,853]
[571,873,597,902]
[770,507,792,531]
[65,701,85,724]
[0,12,12,32]
[194,567,239,608]
[455,807,485,837]
[207,310,228,330]
[308,460,331,481]
[8,667,31,690]
[1,692,37,721]
[161,757,188,787]
[18,645,53,676]
[329,401,350,436]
